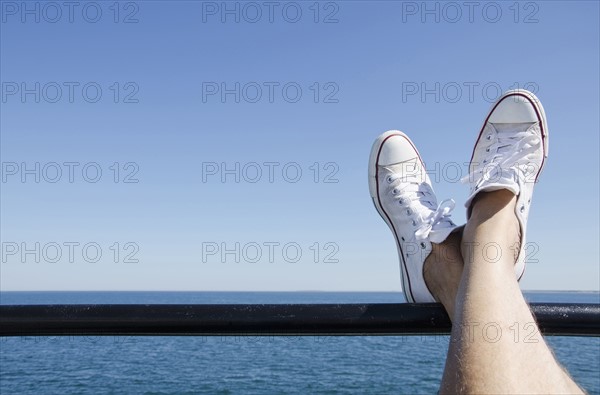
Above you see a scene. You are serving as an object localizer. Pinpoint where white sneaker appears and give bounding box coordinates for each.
[369,131,458,303]
[462,89,548,280]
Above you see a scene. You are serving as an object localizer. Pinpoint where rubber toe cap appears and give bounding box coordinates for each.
[488,94,538,123]
[377,133,419,166]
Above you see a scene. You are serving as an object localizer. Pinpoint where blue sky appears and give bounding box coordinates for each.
[1,0,598,292]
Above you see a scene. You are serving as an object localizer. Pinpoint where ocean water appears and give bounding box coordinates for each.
[0,292,599,395]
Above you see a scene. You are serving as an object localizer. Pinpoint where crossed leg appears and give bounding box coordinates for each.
[424,190,584,394]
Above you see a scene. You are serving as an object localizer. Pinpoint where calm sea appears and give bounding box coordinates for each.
[1,291,599,395]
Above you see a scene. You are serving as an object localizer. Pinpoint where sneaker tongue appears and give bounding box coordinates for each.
[494,123,536,154]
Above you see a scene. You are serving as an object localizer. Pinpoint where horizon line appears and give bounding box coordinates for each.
[1,289,599,293]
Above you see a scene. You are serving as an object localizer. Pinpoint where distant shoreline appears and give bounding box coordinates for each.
[1,290,599,293]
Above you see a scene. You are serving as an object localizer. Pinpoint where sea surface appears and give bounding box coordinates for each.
[1,291,599,395]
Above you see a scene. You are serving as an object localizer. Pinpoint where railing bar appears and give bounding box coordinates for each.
[1,303,599,337]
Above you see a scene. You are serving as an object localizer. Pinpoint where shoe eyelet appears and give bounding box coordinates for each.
[412,220,417,226]
[485,148,490,152]
[406,209,412,216]
[387,176,393,184]
[486,135,492,141]
[392,188,398,195]
[398,198,403,205]
[420,242,426,249]
[520,205,525,213]
[401,237,405,242]
[483,159,488,164]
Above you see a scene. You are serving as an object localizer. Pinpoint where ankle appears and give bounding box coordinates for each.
[470,190,517,221]
[463,192,522,268]
[471,189,520,235]
[423,231,463,313]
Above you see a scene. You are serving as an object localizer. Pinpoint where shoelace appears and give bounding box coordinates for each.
[461,127,541,188]
[414,199,455,241]
[387,173,455,241]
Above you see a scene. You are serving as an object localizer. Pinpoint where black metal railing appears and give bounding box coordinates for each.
[1,303,599,337]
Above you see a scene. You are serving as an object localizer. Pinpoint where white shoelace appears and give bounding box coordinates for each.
[461,125,542,188]
[414,199,455,241]
[387,173,455,241]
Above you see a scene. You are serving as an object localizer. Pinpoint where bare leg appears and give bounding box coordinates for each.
[424,228,464,319]
[435,190,583,394]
